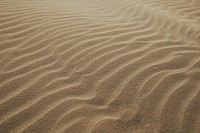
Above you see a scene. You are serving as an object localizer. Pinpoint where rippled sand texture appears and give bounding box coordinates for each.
[0,0,200,133]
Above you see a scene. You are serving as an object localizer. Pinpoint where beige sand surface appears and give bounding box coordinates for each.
[0,0,200,133]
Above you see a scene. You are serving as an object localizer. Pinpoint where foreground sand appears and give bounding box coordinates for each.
[0,0,200,133]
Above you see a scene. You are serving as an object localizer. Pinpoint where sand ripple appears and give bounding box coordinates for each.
[0,0,200,133]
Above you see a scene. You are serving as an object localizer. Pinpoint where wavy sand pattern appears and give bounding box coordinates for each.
[0,0,200,133]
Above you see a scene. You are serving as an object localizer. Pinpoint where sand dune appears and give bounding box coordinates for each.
[0,0,200,133]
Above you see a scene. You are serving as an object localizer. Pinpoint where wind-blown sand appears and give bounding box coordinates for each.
[0,0,200,132]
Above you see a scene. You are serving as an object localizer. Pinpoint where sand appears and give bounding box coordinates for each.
[0,0,200,133]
